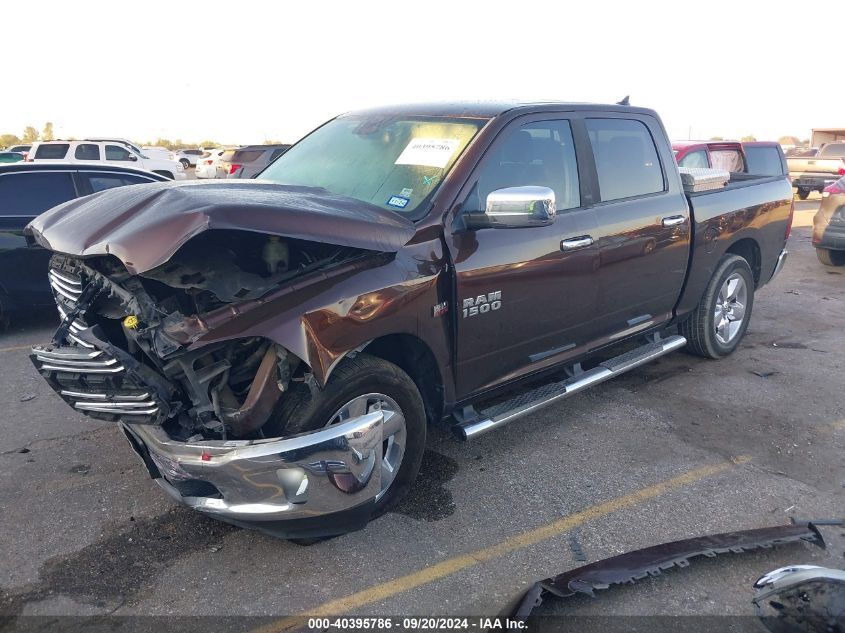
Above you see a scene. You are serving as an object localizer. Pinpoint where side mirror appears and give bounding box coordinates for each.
[128,154,138,162]
[464,186,556,230]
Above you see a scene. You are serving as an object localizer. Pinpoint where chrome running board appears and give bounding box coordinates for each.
[456,335,687,440]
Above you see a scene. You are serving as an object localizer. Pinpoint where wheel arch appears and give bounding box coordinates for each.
[354,334,445,426]
[725,237,762,286]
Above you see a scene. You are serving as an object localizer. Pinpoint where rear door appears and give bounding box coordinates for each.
[0,170,79,305]
[448,115,600,397]
[582,115,691,341]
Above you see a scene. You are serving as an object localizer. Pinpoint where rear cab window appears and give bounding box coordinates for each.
[0,171,77,215]
[586,118,665,201]
[745,146,785,176]
[34,144,70,160]
[710,149,745,172]
[818,143,845,158]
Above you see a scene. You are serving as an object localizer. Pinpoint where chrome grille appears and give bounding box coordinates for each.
[34,348,124,373]
[61,390,159,416]
[49,268,83,303]
[31,344,164,424]
[56,305,93,348]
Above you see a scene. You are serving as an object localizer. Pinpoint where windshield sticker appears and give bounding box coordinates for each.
[422,175,437,186]
[400,188,413,198]
[386,195,410,209]
[395,138,460,169]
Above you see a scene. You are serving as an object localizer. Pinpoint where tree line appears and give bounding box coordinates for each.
[0,124,234,150]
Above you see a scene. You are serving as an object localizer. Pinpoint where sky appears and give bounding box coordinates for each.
[4,0,843,146]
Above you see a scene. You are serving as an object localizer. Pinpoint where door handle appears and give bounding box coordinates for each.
[662,215,687,227]
[560,235,594,251]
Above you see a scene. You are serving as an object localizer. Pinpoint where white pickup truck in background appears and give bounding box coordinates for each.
[788,142,845,199]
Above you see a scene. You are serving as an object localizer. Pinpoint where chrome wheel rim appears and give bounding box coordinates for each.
[327,393,406,500]
[714,273,747,345]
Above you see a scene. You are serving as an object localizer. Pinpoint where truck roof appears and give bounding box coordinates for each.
[343,101,659,120]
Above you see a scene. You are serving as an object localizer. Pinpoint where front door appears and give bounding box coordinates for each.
[447,117,600,398]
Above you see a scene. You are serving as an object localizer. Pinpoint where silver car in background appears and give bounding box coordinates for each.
[220,144,290,178]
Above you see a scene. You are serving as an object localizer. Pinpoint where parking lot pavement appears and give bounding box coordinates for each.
[1,199,843,621]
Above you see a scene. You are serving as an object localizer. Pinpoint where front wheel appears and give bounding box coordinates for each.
[179,159,190,169]
[265,354,426,519]
[680,254,755,359]
[797,188,810,200]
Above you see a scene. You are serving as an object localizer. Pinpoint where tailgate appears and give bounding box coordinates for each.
[788,157,842,176]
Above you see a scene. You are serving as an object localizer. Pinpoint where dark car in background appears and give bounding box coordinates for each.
[813,175,845,266]
[0,163,168,323]
[0,152,24,163]
[6,144,32,159]
[221,144,291,179]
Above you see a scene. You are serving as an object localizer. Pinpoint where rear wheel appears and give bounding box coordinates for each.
[797,188,810,200]
[680,254,755,359]
[265,354,426,519]
[816,247,845,267]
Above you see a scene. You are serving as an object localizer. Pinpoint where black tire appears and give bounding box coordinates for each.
[816,247,845,267]
[797,188,810,200]
[679,254,755,359]
[179,158,190,169]
[265,353,426,519]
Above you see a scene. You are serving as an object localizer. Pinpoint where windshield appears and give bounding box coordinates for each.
[259,114,483,218]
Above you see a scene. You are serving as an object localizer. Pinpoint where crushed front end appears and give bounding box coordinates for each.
[31,244,384,538]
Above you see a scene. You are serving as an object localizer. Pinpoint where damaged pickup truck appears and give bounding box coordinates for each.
[27,101,793,538]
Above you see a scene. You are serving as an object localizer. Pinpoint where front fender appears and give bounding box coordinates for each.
[188,242,452,389]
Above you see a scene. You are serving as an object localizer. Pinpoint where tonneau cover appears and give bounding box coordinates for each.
[26,180,416,274]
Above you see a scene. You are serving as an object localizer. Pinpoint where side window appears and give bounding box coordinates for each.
[0,172,76,215]
[678,149,709,168]
[33,143,70,160]
[86,173,154,193]
[586,118,664,202]
[75,144,101,161]
[270,148,287,161]
[466,119,580,212]
[105,144,132,161]
[710,150,744,172]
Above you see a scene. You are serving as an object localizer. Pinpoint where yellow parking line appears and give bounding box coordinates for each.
[0,344,35,353]
[255,455,750,633]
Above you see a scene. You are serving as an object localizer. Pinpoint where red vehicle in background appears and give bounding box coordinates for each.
[673,141,747,172]
[673,141,789,180]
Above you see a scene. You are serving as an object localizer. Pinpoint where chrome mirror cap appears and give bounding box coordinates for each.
[484,186,556,228]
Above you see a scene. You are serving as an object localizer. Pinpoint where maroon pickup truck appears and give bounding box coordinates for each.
[27,101,793,538]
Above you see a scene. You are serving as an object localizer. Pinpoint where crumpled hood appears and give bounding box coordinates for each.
[26,180,417,274]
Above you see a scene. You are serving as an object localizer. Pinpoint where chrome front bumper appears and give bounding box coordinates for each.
[769,248,788,282]
[122,411,384,533]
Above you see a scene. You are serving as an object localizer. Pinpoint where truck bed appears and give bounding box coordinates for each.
[675,173,793,318]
